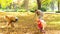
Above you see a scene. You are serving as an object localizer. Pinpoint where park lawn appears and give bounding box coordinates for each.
[0,12,60,30]
[0,12,60,34]
[46,21,60,30]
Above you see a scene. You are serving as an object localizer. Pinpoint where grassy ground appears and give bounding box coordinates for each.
[0,12,60,34]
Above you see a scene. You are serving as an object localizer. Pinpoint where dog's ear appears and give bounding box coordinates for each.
[5,15,8,18]
[5,15,9,19]
[4,15,10,22]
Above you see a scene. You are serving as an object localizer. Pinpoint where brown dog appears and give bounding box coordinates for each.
[4,15,18,27]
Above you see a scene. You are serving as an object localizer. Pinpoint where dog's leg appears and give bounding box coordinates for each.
[10,22,14,27]
[5,21,12,27]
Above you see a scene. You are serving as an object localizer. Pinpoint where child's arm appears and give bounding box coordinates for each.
[33,13,37,19]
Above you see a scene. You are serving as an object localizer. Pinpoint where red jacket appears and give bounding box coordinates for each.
[37,19,43,29]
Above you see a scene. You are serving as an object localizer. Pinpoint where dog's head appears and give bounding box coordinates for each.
[12,16,18,22]
[5,15,18,22]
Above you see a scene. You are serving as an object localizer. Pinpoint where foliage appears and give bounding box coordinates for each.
[29,0,52,12]
[56,11,60,13]
[42,0,52,6]
[0,0,12,8]
[17,9,26,12]
[40,7,47,11]
[29,2,37,12]
[41,0,52,10]
[30,9,35,12]
[0,0,58,12]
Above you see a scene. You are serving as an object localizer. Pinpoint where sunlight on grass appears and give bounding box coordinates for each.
[47,21,60,25]
[0,12,60,34]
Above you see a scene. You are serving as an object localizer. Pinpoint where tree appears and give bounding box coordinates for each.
[41,0,52,11]
[0,0,12,9]
[58,0,60,11]
[23,0,29,11]
[36,0,41,9]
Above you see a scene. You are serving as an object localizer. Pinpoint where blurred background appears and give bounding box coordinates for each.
[0,0,59,12]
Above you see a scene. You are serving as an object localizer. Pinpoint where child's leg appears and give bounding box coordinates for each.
[38,19,46,34]
[39,27,45,34]
[40,19,46,34]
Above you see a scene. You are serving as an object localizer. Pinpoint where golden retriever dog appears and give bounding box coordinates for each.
[4,15,18,28]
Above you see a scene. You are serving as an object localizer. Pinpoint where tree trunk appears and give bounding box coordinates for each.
[36,0,41,9]
[23,0,29,11]
[51,0,54,11]
[58,0,60,11]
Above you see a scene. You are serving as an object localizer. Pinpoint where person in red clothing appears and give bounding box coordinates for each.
[34,9,46,34]
[37,19,43,31]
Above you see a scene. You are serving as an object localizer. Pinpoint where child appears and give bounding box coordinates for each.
[35,9,46,34]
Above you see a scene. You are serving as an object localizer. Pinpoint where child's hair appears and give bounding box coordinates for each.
[35,9,41,11]
[35,9,38,11]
